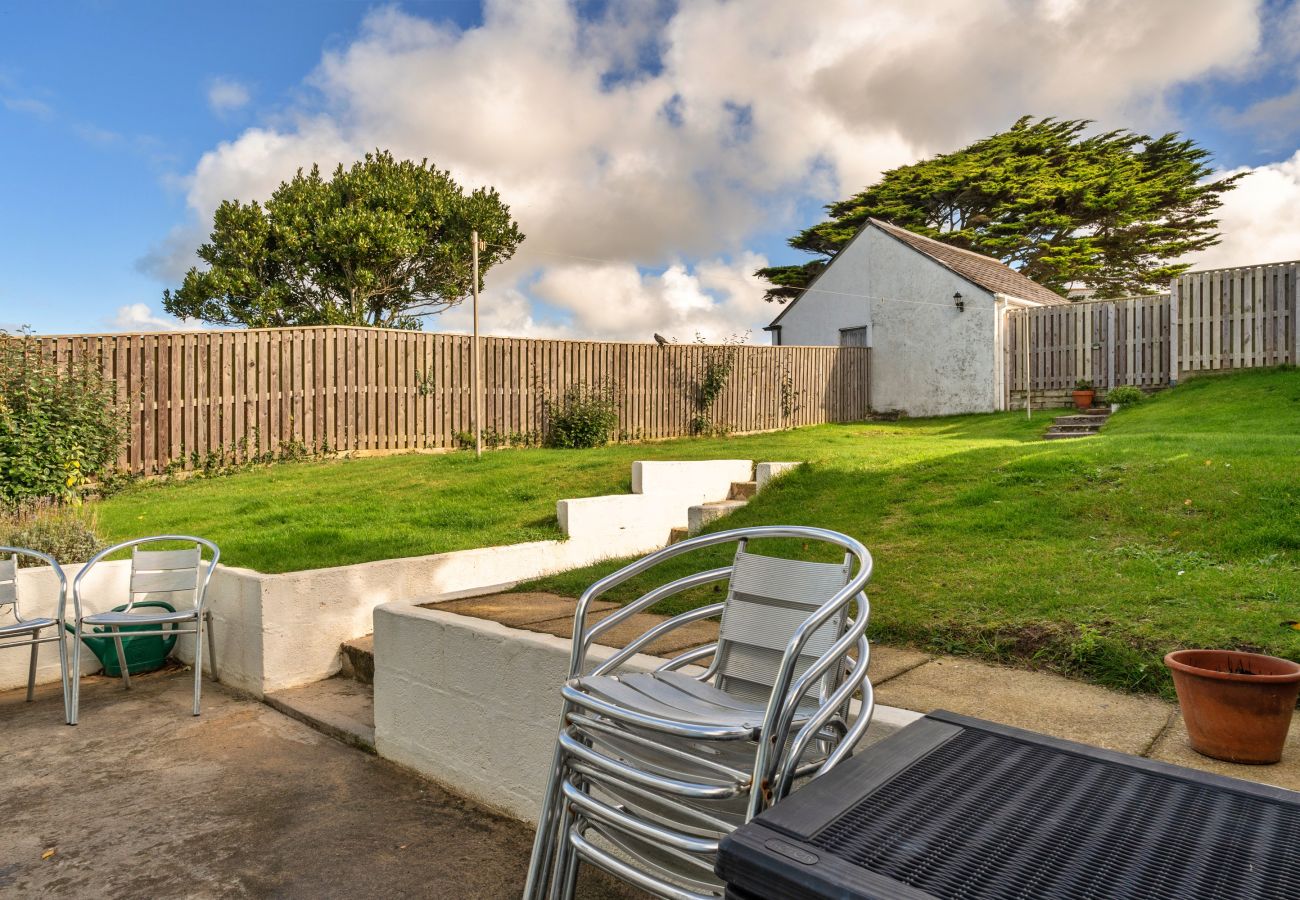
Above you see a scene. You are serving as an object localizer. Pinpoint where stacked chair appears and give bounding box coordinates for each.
[524,525,875,900]
[0,535,218,725]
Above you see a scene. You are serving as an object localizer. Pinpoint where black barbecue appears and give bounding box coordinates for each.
[716,711,1300,899]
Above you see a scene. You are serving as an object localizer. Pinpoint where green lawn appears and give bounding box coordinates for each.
[97,367,1300,696]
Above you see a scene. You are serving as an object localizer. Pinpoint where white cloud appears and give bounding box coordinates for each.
[207,77,251,114]
[159,0,1268,339]
[108,303,198,332]
[1185,151,1300,270]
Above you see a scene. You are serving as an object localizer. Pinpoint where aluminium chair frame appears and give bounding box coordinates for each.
[70,535,220,724]
[0,546,72,723]
[524,525,875,900]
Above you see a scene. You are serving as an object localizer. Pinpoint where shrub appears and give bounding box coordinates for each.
[1074,379,1094,391]
[1105,385,1145,406]
[0,330,126,503]
[0,500,103,566]
[543,380,618,449]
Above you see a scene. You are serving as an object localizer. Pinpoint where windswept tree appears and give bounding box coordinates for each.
[758,117,1239,302]
[165,151,524,329]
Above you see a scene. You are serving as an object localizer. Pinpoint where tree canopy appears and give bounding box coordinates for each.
[758,117,1240,302]
[164,151,524,329]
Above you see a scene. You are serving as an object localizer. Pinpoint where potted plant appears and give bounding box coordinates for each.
[1071,380,1095,411]
[1165,649,1300,764]
[1104,385,1143,412]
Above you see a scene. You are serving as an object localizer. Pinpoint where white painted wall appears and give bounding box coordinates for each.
[774,226,1001,417]
[560,459,752,555]
[1,560,266,697]
[372,604,918,824]
[372,604,676,822]
[4,459,762,698]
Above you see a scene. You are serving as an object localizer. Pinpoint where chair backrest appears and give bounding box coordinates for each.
[131,546,202,604]
[0,555,18,618]
[0,546,67,623]
[713,547,853,706]
[74,536,219,615]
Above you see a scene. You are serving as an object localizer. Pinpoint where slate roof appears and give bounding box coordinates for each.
[869,218,1070,306]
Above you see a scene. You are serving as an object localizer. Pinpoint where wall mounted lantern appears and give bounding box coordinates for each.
[953,292,965,312]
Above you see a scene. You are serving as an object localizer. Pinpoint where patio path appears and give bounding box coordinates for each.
[0,667,643,900]
[433,592,1300,792]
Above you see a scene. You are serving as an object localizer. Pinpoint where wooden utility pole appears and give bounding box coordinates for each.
[1024,312,1032,419]
[472,230,482,459]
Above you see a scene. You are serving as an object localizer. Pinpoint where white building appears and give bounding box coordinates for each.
[765,218,1070,417]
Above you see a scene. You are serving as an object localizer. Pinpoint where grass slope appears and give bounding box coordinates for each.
[97,368,1300,695]
[524,368,1300,697]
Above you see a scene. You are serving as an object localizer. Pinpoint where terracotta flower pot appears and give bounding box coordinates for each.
[1165,649,1300,764]
[1071,390,1094,410]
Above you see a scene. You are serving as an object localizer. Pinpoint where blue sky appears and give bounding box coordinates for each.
[3,0,1300,339]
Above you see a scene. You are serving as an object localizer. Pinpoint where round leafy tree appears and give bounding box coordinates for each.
[165,150,524,329]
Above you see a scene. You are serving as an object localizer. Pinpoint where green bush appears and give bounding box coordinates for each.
[0,330,126,503]
[0,500,103,566]
[1105,385,1145,406]
[543,380,619,449]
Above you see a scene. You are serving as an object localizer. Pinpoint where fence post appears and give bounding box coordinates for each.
[1169,279,1179,386]
[1292,263,1300,367]
[1106,302,1117,391]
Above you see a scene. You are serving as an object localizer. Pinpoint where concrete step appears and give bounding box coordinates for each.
[339,635,374,685]
[668,526,690,545]
[728,480,757,500]
[687,499,747,535]
[265,676,375,753]
[1053,415,1108,427]
[1051,423,1103,433]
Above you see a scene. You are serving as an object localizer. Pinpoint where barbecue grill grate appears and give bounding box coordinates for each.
[812,727,1300,899]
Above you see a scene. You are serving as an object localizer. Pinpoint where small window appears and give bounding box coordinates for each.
[839,326,868,347]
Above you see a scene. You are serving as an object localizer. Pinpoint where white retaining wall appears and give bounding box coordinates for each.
[372,603,919,824]
[3,459,760,697]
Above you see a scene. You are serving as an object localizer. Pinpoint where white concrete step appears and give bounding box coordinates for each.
[265,677,375,753]
[687,499,748,535]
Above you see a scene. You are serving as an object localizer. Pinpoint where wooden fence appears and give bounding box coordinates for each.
[1006,294,1172,401]
[1007,260,1300,405]
[1173,261,1298,375]
[31,327,869,474]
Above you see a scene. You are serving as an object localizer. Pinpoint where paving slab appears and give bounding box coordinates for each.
[1146,713,1300,792]
[266,676,376,753]
[867,643,932,684]
[527,609,720,657]
[875,656,1173,756]
[427,591,618,628]
[0,668,642,899]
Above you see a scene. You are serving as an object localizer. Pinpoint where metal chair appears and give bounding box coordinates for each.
[524,526,875,900]
[0,547,72,722]
[70,535,219,724]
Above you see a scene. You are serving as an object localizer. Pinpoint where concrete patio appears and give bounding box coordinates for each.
[0,666,642,899]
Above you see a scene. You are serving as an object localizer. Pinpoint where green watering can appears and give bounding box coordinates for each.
[65,600,178,677]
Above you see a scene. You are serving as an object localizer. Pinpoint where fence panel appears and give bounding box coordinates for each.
[1007,294,1170,405]
[1172,262,1298,375]
[1008,261,1298,406]
[25,326,870,474]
